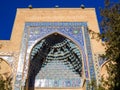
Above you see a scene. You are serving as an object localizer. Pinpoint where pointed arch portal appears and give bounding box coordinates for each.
[27,33,83,89]
[14,22,96,90]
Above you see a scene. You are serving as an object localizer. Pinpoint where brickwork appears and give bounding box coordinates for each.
[0,8,106,90]
[1,8,104,53]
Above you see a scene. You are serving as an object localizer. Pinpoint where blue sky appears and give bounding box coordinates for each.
[0,0,118,40]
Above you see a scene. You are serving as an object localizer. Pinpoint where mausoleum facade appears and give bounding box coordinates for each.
[0,8,106,90]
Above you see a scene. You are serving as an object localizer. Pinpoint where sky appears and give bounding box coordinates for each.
[0,0,118,40]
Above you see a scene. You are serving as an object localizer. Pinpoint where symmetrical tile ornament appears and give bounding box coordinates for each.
[14,22,96,90]
[30,36,83,88]
[94,53,107,84]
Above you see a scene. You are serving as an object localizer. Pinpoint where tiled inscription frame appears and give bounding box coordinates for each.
[14,22,96,90]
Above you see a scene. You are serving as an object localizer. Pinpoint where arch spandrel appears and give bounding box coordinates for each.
[28,31,84,56]
[29,32,83,55]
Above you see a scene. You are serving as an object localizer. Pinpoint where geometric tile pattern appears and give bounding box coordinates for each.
[94,54,101,84]
[35,60,83,87]
[32,36,82,87]
[14,22,96,90]
[94,53,107,84]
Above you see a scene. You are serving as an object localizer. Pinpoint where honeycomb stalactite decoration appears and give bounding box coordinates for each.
[28,33,83,88]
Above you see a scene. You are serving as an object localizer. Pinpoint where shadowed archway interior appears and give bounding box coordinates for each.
[27,33,82,89]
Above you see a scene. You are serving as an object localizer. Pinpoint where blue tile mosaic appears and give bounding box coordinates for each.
[14,22,96,89]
